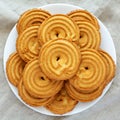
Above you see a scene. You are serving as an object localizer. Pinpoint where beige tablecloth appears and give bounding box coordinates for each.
[0,0,120,120]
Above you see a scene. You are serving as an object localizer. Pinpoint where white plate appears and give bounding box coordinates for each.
[3,3,116,116]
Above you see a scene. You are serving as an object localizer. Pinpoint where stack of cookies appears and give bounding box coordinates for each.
[6,8,116,114]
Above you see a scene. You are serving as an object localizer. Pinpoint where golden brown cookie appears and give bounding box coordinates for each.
[18,80,55,106]
[23,58,64,98]
[68,9,100,30]
[38,14,79,45]
[17,8,51,34]
[99,49,116,87]
[16,26,40,62]
[65,82,103,102]
[76,21,101,49]
[39,39,81,80]
[46,86,78,114]
[69,49,106,93]
[6,52,25,86]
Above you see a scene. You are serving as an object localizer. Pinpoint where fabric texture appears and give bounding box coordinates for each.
[0,0,120,120]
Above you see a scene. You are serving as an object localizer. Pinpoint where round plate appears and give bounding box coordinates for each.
[3,3,116,116]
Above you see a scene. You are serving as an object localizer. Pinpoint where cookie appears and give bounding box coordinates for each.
[18,80,55,106]
[65,82,103,102]
[23,58,64,98]
[38,14,79,45]
[69,49,106,92]
[17,8,51,34]
[6,52,25,86]
[46,86,78,114]
[16,26,40,62]
[39,39,81,80]
[68,9,100,30]
[99,49,116,87]
[76,21,101,49]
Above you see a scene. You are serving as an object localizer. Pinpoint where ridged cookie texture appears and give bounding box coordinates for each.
[17,8,51,34]
[39,39,81,80]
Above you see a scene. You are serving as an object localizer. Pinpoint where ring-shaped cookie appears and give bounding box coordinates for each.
[69,49,106,92]
[23,59,64,98]
[99,49,116,87]
[16,26,40,62]
[6,52,25,86]
[46,86,78,114]
[38,14,79,45]
[39,39,81,80]
[18,80,55,106]
[68,9,100,30]
[17,9,51,34]
[65,82,103,102]
[77,21,101,49]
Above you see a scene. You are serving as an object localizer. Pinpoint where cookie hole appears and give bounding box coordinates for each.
[56,33,59,37]
[58,98,63,101]
[80,35,83,38]
[56,56,60,61]
[85,67,88,70]
[41,77,45,80]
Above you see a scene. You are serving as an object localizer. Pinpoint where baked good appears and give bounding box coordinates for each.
[65,49,116,102]
[75,21,101,49]
[16,26,40,62]
[38,14,79,45]
[39,39,81,80]
[18,80,55,106]
[46,86,78,114]
[23,58,64,98]
[6,52,25,86]
[65,82,103,102]
[17,8,51,34]
[68,9,99,30]
[69,49,106,92]
[99,49,116,87]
